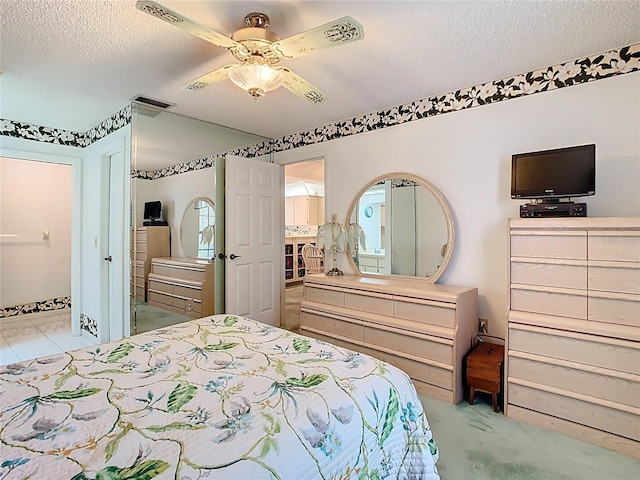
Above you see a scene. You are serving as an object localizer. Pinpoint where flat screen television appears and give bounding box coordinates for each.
[143,201,162,220]
[511,144,595,201]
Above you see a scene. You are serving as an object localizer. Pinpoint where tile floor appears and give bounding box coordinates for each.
[0,310,97,366]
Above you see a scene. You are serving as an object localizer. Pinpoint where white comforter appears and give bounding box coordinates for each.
[0,315,440,479]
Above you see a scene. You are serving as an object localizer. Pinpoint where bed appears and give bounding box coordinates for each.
[0,315,440,479]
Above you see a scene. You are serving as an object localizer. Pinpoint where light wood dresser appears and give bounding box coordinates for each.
[506,217,640,458]
[130,226,170,302]
[147,257,214,318]
[300,275,478,404]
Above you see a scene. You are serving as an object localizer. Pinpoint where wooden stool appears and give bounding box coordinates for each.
[466,342,504,412]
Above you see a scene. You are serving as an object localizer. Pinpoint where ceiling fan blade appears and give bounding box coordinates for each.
[276,67,328,104]
[180,65,235,91]
[136,1,248,56]
[270,16,364,59]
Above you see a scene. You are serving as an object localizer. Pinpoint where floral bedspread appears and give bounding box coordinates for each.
[0,315,439,479]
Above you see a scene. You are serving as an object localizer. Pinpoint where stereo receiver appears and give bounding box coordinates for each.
[520,202,587,218]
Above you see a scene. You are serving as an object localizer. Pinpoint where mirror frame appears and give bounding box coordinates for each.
[345,172,455,283]
[180,196,215,260]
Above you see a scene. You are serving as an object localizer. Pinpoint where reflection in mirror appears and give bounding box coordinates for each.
[181,197,215,259]
[346,173,454,283]
[130,103,271,334]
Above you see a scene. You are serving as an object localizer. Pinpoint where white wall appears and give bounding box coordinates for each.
[275,72,640,338]
[135,166,217,257]
[0,157,72,307]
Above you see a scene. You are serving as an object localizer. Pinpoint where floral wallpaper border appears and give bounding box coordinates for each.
[83,104,131,146]
[133,154,219,180]
[80,313,98,338]
[2,44,638,176]
[133,139,272,179]
[271,44,639,153]
[0,105,131,148]
[373,179,419,188]
[0,296,71,318]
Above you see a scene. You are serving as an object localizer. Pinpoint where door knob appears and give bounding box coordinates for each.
[229,254,241,260]
[217,253,227,260]
[104,255,113,262]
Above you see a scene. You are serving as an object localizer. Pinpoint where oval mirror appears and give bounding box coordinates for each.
[180,197,215,259]
[345,173,454,282]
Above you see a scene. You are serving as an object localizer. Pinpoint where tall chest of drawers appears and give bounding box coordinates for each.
[507,217,640,458]
[300,275,478,404]
[130,226,170,301]
[147,257,214,318]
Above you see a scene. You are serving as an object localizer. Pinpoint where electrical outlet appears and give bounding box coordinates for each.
[478,318,488,333]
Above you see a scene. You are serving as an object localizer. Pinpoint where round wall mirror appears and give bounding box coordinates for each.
[345,173,454,282]
[180,197,215,259]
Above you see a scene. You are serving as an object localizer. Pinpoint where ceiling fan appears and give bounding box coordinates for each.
[135,1,364,104]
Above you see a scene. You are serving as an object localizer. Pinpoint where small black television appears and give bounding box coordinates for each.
[511,144,595,201]
[143,201,162,220]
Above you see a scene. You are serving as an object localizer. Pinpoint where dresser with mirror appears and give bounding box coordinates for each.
[300,173,478,404]
[146,197,216,318]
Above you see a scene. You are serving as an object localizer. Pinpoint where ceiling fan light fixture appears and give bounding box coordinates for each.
[228,63,284,99]
[137,2,364,104]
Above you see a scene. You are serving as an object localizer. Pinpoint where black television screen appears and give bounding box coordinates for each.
[511,144,595,200]
[143,201,162,220]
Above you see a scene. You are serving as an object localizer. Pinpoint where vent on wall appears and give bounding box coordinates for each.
[131,95,175,110]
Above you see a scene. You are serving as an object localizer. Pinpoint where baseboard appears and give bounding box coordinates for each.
[0,296,71,318]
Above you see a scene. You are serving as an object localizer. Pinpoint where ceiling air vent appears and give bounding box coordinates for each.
[131,94,175,110]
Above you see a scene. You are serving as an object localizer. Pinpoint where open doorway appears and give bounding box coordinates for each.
[281,158,325,331]
[0,157,96,365]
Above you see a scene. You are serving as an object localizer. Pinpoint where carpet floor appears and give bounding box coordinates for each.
[420,393,640,480]
[131,302,191,334]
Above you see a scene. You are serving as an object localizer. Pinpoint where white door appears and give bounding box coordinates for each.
[95,139,129,342]
[100,156,112,343]
[107,150,127,339]
[225,155,283,326]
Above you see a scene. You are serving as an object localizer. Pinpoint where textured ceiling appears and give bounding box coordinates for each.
[1,1,639,139]
[285,158,324,184]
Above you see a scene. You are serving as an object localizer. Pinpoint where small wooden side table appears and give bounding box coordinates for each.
[466,342,505,412]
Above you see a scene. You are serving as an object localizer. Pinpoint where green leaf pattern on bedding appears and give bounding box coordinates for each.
[166,383,197,413]
[293,337,312,353]
[106,343,134,363]
[0,315,439,479]
[379,388,400,448]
